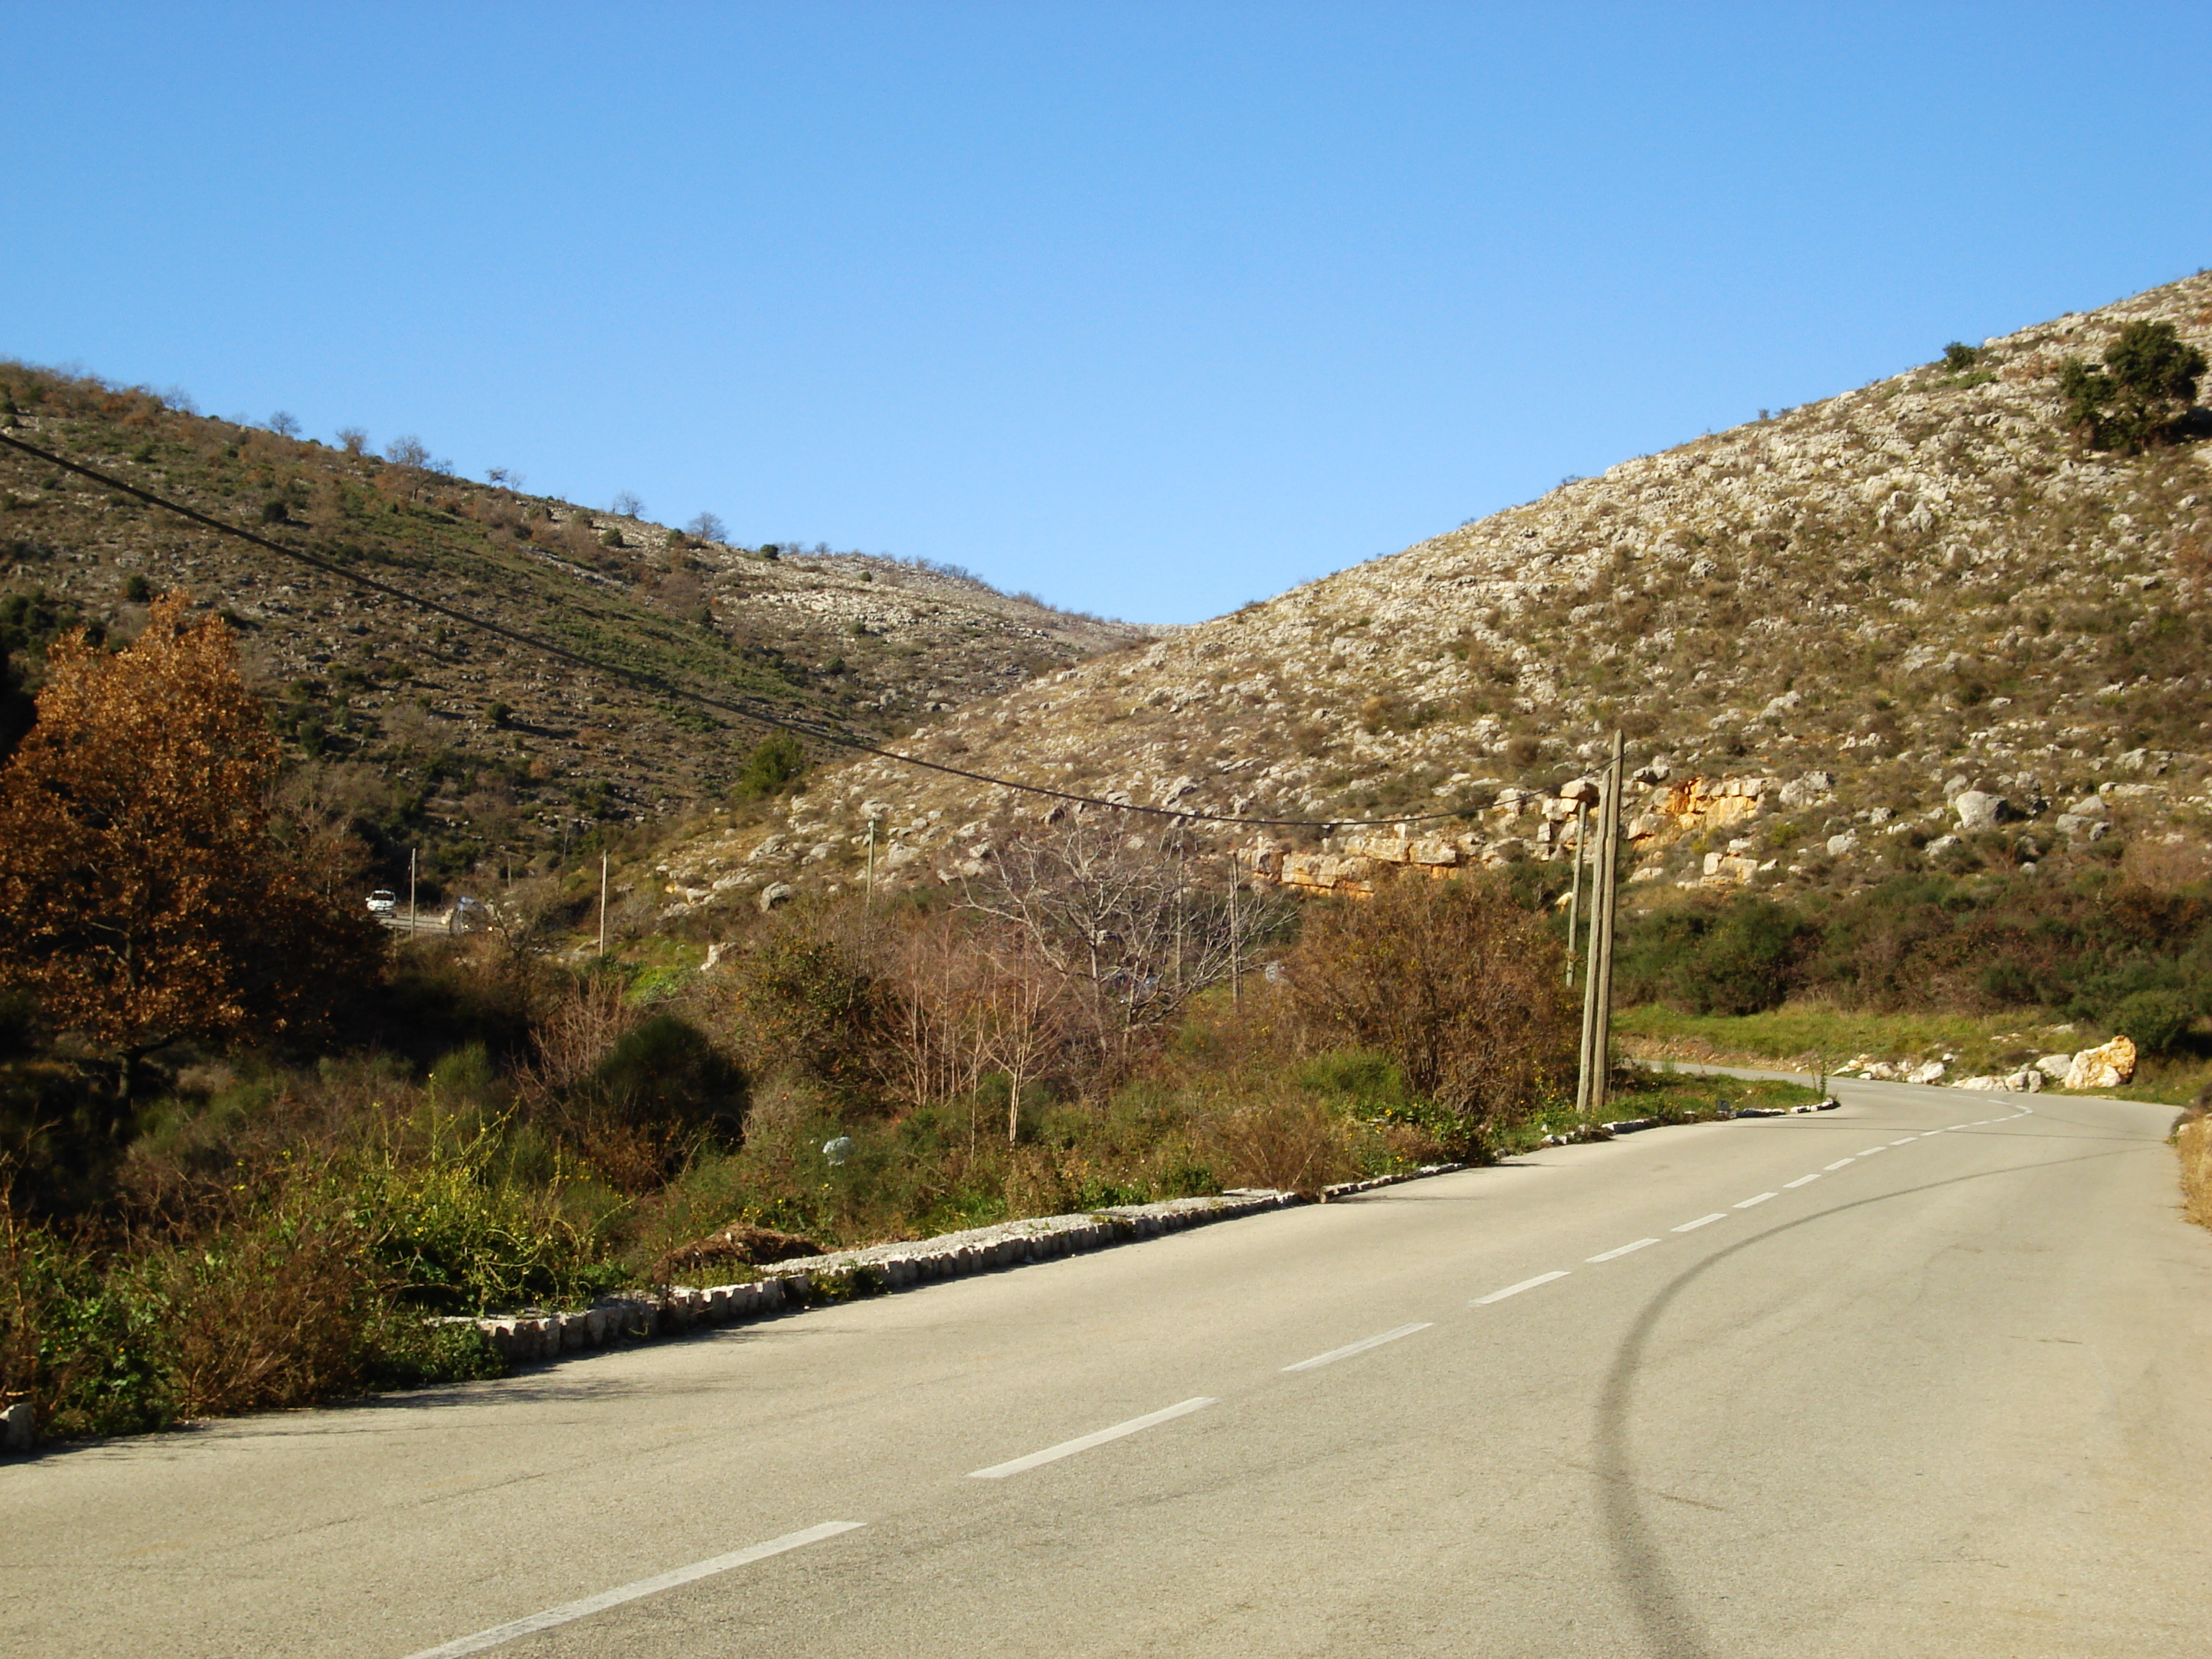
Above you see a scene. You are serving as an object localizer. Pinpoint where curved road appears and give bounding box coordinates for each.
[6,1077,2208,1657]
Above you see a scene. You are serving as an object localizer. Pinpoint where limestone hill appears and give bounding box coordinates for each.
[657,271,2212,912]
[0,368,1151,875]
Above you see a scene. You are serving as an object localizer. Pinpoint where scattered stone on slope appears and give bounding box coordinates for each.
[644,271,2212,905]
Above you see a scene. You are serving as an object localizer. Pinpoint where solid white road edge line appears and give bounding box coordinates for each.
[1672,1213,1727,1233]
[968,1398,1218,1478]
[1586,1237,1662,1263]
[1734,1192,1778,1208]
[1783,1174,1822,1188]
[1282,1322,1434,1372]
[1472,1270,1570,1305]
[398,1522,866,1659]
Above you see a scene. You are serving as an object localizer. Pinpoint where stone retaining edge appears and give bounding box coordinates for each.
[459,1187,1321,1367]
[458,1167,1485,1368]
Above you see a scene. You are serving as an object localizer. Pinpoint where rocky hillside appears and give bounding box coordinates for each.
[656,271,2212,912]
[0,367,1151,871]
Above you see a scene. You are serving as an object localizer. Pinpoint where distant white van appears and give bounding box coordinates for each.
[366,889,397,916]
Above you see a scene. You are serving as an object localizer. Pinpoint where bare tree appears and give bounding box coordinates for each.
[684,511,728,543]
[611,491,645,519]
[974,925,1069,1142]
[385,434,431,468]
[268,410,301,439]
[961,818,1288,1074]
[336,427,368,457]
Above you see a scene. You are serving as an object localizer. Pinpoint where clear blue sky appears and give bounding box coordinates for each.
[6,4,2207,624]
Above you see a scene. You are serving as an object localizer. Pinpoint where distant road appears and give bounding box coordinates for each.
[8,1077,2208,1658]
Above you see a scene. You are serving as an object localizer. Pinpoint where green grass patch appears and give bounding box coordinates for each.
[1614,1002,2085,1079]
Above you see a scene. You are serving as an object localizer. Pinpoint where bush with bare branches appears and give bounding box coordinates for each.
[1287,872,1575,1141]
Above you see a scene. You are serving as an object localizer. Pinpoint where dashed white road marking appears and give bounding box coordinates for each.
[968,1398,1217,1478]
[1734,1192,1778,1208]
[1889,1137,1918,1145]
[1472,1271,1570,1305]
[400,1522,867,1659]
[1824,1159,1857,1170]
[1783,1174,1822,1188]
[1672,1213,1727,1233]
[1282,1323,1432,1373]
[1858,1147,1889,1156]
[1586,1237,1661,1263]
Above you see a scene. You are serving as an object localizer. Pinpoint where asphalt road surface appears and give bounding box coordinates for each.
[8,1076,2209,1658]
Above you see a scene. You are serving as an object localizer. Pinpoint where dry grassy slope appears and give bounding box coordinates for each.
[0,369,1151,853]
[661,271,2212,908]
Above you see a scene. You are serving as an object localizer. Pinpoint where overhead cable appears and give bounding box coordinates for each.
[0,429,1470,830]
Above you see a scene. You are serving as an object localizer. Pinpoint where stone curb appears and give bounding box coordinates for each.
[1545,1097,1841,1146]
[1316,1162,1470,1200]
[462,1187,1325,1367]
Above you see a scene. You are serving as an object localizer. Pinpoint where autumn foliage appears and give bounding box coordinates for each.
[0,594,383,1086]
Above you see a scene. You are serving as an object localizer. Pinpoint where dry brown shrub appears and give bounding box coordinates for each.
[523,974,642,1097]
[1202,1097,1353,1196]
[2177,1113,2212,1230]
[163,1192,381,1418]
[2121,836,2212,891]
[1287,871,1575,1134]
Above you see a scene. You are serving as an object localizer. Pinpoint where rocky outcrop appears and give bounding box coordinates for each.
[2062,1034,2137,1089]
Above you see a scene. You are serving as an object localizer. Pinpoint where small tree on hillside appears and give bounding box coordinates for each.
[2056,320,2208,453]
[733,731,809,800]
[0,595,385,1104]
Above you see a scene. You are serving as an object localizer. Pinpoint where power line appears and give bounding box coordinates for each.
[0,428,1470,831]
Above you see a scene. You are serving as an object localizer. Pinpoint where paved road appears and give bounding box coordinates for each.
[7,1079,2209,1658]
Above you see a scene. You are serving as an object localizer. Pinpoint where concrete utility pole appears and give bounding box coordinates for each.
[1575,734,1625,1118]
[865,819,877,905]
[408,848,418,938]
[598,852,609,959]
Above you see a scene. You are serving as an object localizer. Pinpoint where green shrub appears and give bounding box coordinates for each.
[593,1013,748,1142]
[361,1137,622,1315]
[2108,989,2198,1056]
[2055,320,2207,452]
[1617,896,1812,1016]
[732,731,808,800]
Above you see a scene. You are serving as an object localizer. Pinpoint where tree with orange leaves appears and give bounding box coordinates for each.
[0,593,384,1104]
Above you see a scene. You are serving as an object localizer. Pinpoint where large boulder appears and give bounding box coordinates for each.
[1780,770,1838,809]
[2062,1035,2136,1090]
[1952,791,2013,832]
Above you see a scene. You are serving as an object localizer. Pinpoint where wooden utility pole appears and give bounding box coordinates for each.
[408,847,418,938]
[1575,734,1626,1118]
[1566,801,1588,989]
[598,851,609,959]
[866,819,877,905]
[1590,731,1625,1119]
[1228,849,1241,1010]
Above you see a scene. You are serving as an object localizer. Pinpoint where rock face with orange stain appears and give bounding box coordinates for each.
[1253,768,1834,896]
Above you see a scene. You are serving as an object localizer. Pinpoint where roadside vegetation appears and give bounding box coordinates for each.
[0,606,1593,1441]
